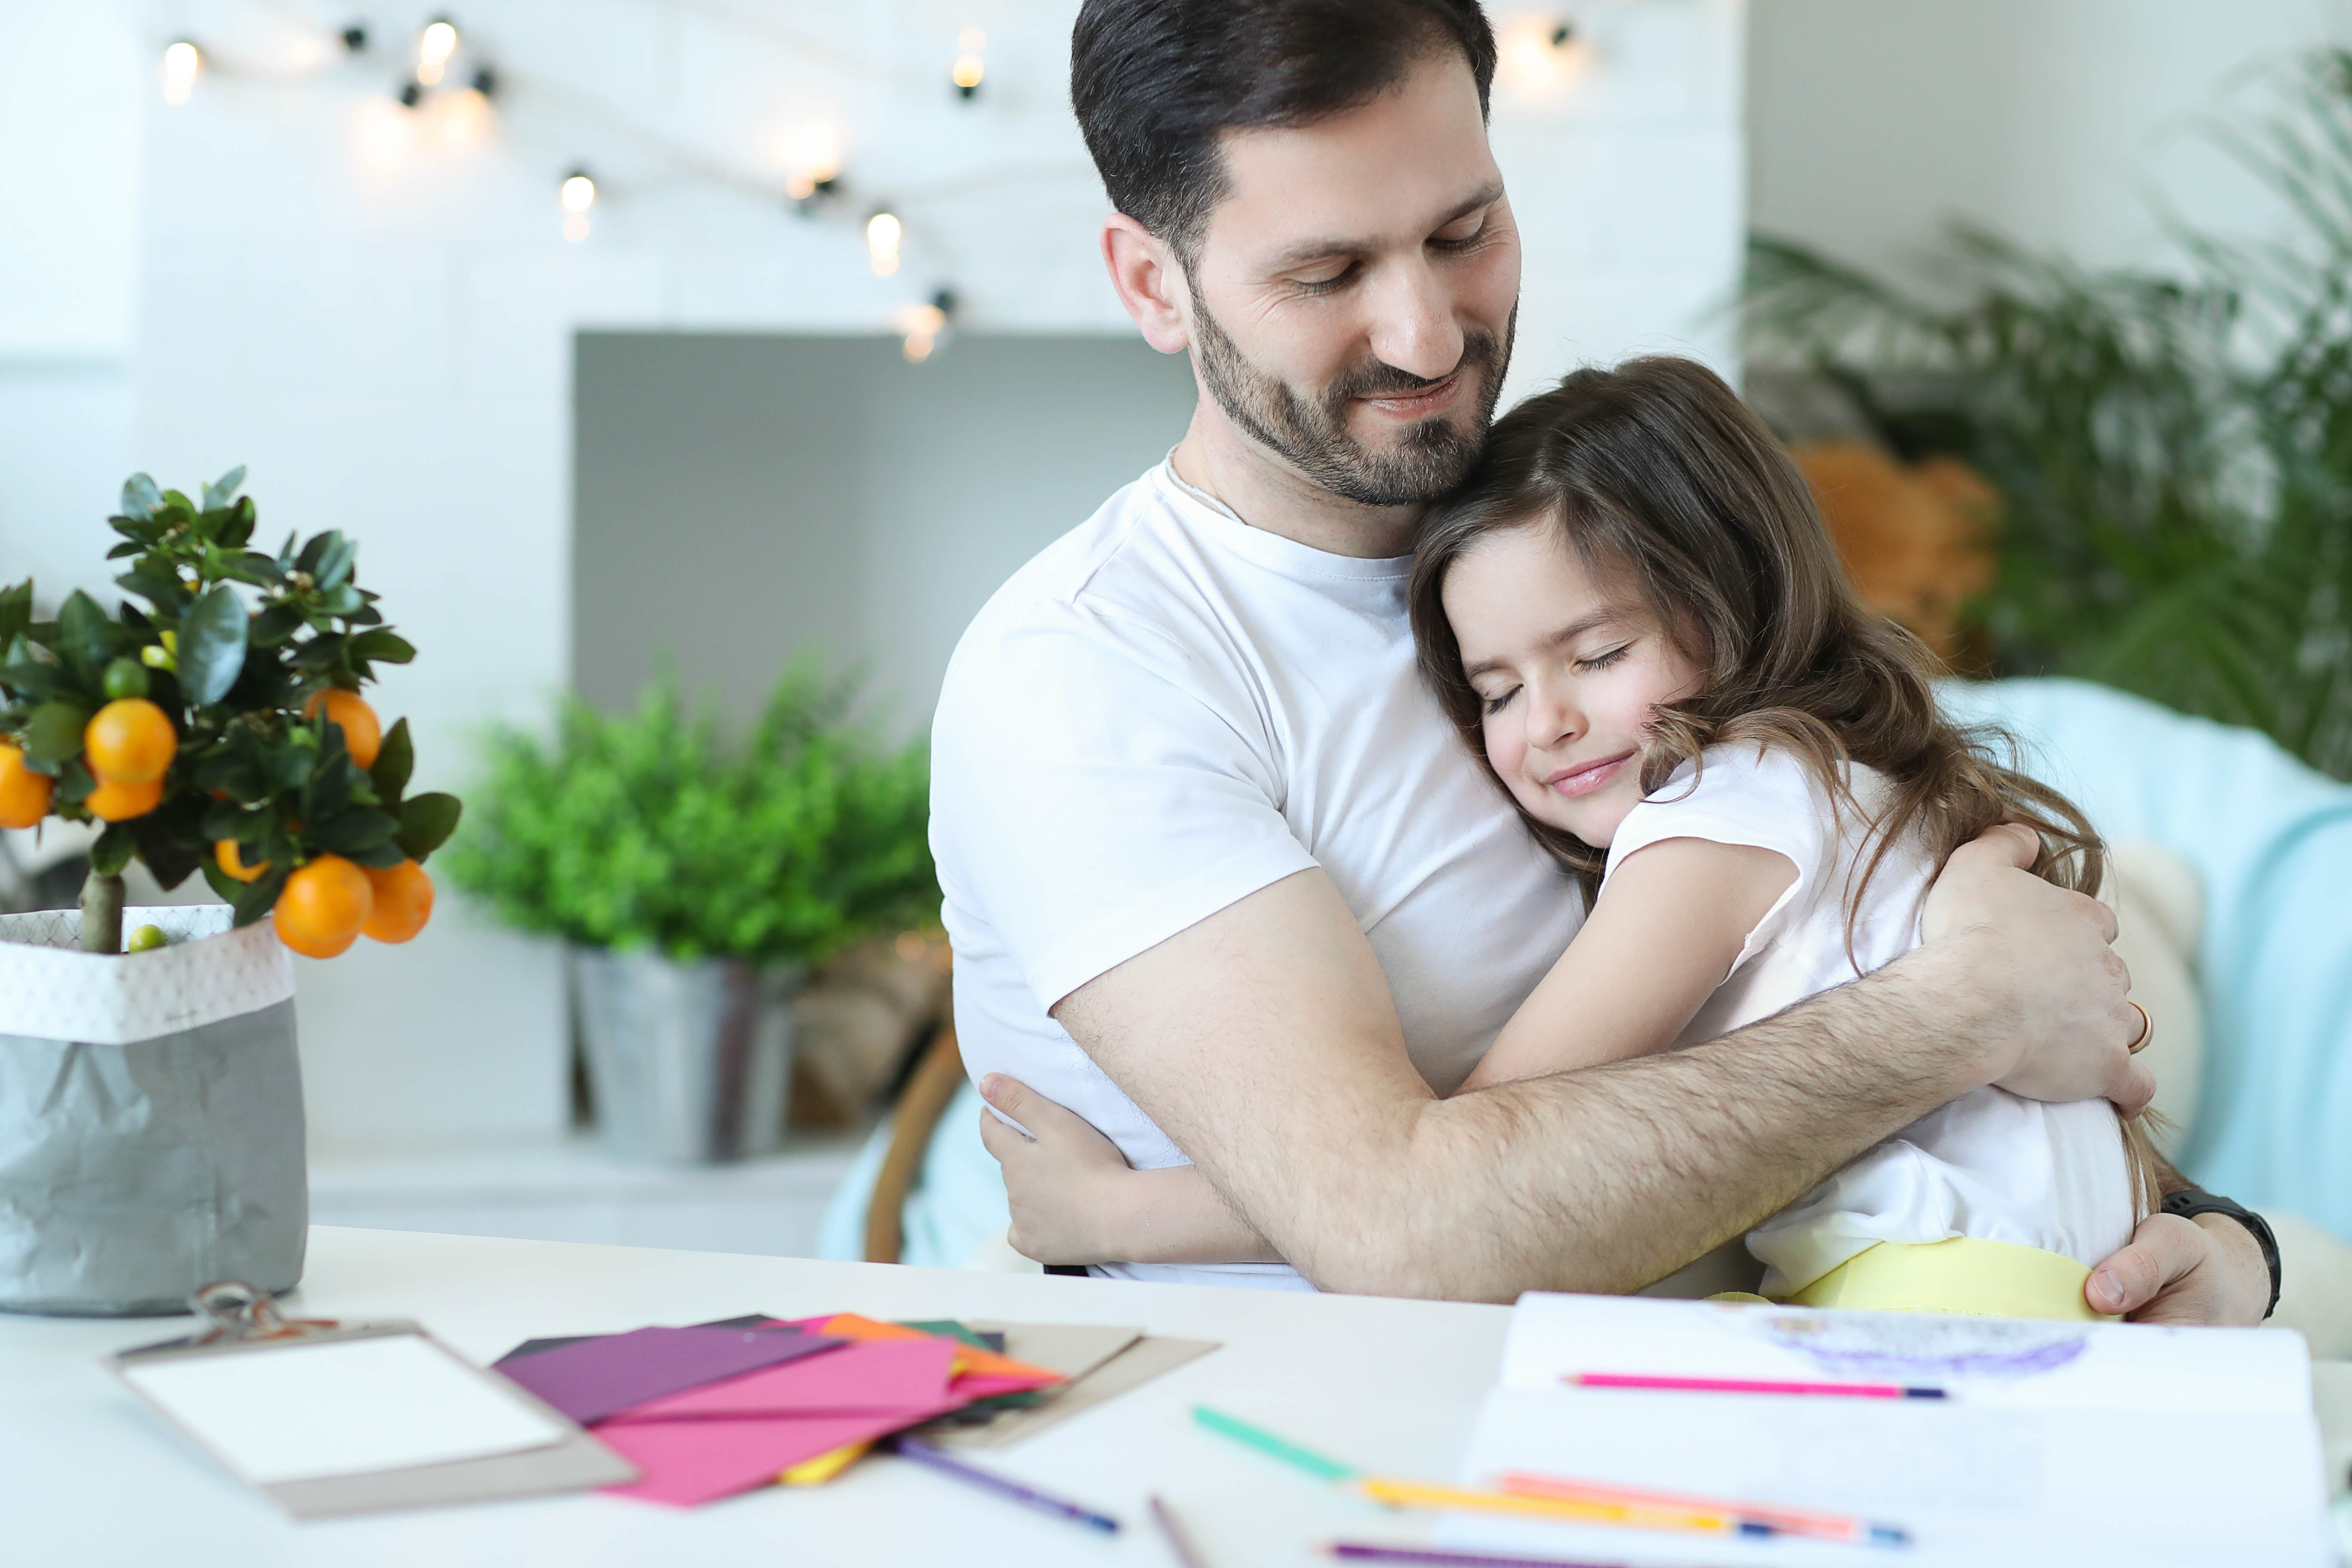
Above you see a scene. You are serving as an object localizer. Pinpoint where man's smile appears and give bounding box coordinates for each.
[1356,369,1464,421]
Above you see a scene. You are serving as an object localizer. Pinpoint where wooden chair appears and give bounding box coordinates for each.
[860,1021,967,1264]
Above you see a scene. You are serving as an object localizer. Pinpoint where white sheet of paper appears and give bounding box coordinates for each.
[122,1334,570,1485]
[1448,1295,2334,1568]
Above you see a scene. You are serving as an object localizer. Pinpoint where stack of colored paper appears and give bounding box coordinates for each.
[491,1314,1065,1507]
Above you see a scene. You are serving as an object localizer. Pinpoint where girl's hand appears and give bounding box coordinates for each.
[976,1073,1140,1265]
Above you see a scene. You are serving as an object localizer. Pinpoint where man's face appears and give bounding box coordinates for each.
[1181,51,1521,509]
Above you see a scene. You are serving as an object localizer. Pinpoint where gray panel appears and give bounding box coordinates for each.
[572,332,1198,730]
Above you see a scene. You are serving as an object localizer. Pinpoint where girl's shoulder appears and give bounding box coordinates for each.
[1605,741,1888,884]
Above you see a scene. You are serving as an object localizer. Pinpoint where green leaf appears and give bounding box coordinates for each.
[23,701,90,769]
[396,791,463,862]
[199,858,242,904]
[232,863,290,928]
[371,717,414,801]
[55,591,122,683]
[115,564,191,616]
[129,792,207,889]
[178,582,249,705]
[308,807,398,856]
[0,580,29,654]
[350,628,416,665]
[350,839,407,870]
[251,602,304,647]
[89,824,134,877]
[201,465,247,511]
[0,662,77,702]
[120,473,162,520]
[312,533,358,592]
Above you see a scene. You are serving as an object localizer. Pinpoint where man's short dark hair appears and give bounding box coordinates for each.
[1071,0,1497,262]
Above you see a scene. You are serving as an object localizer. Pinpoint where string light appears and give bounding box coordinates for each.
[867,210,902,277]
[895,289,957,362]
[781,122,844,204]
[417,18,459,87]
[952,28,986,100]
[161,40,202,106]
[560,169,596,242]
[1495,14,1588,100]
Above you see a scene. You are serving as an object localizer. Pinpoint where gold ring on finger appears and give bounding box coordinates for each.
[2125,999,2153,1055]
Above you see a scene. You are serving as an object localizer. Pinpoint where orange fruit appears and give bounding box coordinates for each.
[361,859,434,943]
[215,839,269,883]
[303,689,381,769]
[0,743,52,829]
[84,698,177,787]
[272,854,374,959]
[85,775,164,821]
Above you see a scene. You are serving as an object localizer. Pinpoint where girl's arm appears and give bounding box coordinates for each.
[985,836,1796,1266]
[1461,837,1796,1090]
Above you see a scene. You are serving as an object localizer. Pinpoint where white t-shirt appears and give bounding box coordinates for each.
[1606,744,2137,1296]
[931,461,1585,1289]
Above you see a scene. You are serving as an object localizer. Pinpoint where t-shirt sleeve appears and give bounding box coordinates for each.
[931,598,1319,1013]
[1603,745,1836,969]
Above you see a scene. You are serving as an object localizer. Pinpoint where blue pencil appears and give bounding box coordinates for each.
[888,1436,1121,1533]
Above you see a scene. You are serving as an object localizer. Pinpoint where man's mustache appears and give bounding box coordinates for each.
[1323,330,1504,406]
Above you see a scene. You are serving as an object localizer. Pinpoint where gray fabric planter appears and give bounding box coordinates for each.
[0,906,306,1316]
[571,946,802,1164]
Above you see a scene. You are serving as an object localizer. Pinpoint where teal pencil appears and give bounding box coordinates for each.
[1191,1405,1360,1482]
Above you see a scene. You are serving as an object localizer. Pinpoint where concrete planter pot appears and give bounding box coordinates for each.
[0,906,306,1316]
[570,947,802,1164]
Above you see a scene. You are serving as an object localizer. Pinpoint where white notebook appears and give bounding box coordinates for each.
[1448,1292,2332,1568]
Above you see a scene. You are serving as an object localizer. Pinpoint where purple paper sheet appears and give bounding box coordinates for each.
[493,1325,845,1424]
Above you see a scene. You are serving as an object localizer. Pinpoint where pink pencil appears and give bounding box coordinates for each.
[1567,1372,1947,1400]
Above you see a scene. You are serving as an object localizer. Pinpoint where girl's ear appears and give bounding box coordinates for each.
[1101,215,1191,355]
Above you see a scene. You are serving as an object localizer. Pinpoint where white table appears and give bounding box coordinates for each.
[8,1228,2348,1568]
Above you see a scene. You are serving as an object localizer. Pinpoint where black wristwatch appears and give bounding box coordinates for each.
[2160,1186,2282,1320]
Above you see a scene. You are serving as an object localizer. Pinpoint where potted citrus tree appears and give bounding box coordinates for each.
[447,665,934,1164]
[0,468,460,1314]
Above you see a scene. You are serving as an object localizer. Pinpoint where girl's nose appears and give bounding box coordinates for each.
[1525,686,1580,751]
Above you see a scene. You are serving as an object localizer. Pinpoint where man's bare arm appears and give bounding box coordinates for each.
[1044,827,2152,1302]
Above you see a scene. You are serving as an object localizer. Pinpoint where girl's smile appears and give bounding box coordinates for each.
[1441,521,1701,847]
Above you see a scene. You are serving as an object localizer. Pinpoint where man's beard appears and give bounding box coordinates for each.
[1188,285,1514,508]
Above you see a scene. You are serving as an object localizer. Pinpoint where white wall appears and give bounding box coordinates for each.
[82,0,1746,1151]
[1749,0,2352,286]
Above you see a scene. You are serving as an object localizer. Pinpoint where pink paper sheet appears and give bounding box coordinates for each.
[619,1336,957,1418]
[595,1400,967,1507]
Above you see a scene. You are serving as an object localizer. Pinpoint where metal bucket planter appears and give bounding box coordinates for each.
[571,947,802,1164]
[0,906,306,1316]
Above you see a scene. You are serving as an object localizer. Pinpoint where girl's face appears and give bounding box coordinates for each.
[1442,522,1702,848]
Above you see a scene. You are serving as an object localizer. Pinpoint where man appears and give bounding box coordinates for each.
[930,0,2272,1318]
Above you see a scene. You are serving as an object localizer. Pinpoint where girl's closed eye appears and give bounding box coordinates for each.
[1481,685,1519,716]
[1575,644,1631,673]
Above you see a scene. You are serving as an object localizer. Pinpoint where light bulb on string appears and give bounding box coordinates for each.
[780,122,843,206]
[896,289,957,363]
[560,170,596,243]
[1495,14,1588,101]
[867,210,902,277]
[952,27,986,100]
[160,40,201,106]
[417,17,458,86]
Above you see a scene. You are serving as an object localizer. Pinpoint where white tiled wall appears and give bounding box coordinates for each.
[9,0,1747,1152]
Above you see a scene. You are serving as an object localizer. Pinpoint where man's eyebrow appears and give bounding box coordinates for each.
[1264,181,1506,272]
[1460,609,1623,682]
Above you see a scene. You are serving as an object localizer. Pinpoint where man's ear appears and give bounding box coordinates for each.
[1102,214,1191,354]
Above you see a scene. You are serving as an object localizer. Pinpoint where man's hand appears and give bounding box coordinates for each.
[977,1075,1139,1266]
[1918,824,2155,1115]
[2086,1211,2272,1324]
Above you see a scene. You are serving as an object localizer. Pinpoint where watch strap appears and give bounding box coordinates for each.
[2159,1186,2282,1320]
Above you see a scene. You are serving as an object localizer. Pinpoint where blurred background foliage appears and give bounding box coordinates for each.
[447,658,937,966]
[1746,47,2352,780]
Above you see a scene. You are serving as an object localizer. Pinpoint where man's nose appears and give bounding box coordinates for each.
[1365,258,1467,383]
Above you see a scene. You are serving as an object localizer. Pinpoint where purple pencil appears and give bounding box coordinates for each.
[889,1436,1121,1533]
[1329,1543,1625,1568]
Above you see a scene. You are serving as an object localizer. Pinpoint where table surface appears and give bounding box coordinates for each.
[7,1227,2347,1568]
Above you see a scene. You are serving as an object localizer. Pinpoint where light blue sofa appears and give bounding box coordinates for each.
[820,679,2352,1265]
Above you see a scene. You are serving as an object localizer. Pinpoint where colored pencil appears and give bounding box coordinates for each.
[888,1436,1120,1532]
[1191,1404,1360,1482]
[1357,1475,1745,1533]
[1150,1494,1213,1568]
[1500,1472,1910,1547]
[1328,1546,1622,1568]
[1567,1372,1946,1400]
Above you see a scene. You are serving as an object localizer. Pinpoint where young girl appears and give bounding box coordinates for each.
[994,356,2155,1320]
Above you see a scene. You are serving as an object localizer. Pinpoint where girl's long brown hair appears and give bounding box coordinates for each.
[1411,357,2159,1210]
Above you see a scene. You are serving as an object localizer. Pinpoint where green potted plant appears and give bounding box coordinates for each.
[0,469,461,1314]
[446,663,936,1164]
